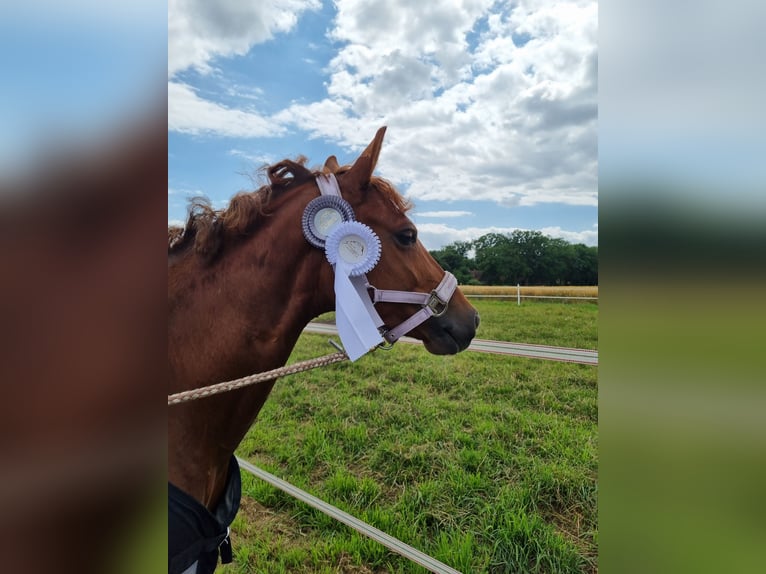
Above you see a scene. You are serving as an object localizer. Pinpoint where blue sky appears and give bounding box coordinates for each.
[169,0,598,251]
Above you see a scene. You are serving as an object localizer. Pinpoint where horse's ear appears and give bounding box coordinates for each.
[342,126,386,194]
[323,155,340,173]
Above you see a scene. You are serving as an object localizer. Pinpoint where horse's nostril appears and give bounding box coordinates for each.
[474,312,481,329]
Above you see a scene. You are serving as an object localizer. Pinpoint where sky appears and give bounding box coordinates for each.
[168,0,598,251]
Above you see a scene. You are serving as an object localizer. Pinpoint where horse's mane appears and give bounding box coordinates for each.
[168,156,411,262]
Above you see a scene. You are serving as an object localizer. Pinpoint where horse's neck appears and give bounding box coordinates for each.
[169,234,331,384]
[168,230,334,506]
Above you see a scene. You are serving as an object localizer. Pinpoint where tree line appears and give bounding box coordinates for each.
[429,230,598,286]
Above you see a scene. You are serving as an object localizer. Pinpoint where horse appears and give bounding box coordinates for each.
[168,127,479,573]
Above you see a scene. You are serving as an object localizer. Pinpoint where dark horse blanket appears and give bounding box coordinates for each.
[169,456,241,574]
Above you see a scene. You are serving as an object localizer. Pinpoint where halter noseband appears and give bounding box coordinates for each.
[367,271,458,344]
[306,173,457,352]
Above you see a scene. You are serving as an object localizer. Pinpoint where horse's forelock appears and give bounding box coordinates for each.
[167,159,411,261]
[267,156,313,189]
[169,157,318,261]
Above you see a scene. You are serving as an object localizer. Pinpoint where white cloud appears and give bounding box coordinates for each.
[223,83,265,102]
[417,223,515,251]
[415,210,473,218]
[228,148,276,166]
[539,224,598,246]
[416,221,597,251]
[168,0,320,77]
[168,0,319,136]
[169,0,598,214]
[278,0,597,209]
[273,98,355,142]
[168,81,283,138]
[499,194,521,208]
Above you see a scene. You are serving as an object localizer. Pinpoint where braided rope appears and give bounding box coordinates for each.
[168,351,348,406]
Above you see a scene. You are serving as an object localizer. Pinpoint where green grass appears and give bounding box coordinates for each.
[465,300,598,349]
[223,301,597,573]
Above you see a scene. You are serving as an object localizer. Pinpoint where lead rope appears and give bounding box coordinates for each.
[168,351,348,406]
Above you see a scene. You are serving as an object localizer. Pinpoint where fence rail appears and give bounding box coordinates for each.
[304,323,598,365]
[461,284,598,304]
[464,294,598,300]
[237,458,462,574]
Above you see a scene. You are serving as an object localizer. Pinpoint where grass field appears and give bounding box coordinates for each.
[223,300,598,573]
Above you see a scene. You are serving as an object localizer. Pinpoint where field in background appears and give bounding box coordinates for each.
[223,301,598,573]
[460,285,598,298]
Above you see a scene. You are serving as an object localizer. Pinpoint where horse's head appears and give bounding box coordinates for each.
[319,127,479,355]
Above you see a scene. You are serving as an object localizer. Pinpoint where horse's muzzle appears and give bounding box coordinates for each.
[422,308,479,355]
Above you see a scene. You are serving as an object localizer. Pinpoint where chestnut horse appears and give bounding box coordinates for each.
[168,128,479,573]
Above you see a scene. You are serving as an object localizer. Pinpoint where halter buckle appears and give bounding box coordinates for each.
[427,290,449,317]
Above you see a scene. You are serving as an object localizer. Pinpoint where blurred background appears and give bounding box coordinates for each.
[1,1,763,573]
[599,1,766,573]
[0,2,166,573]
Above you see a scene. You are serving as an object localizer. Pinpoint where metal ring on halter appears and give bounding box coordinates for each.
[376,336,395,351]
[426,290,449,317]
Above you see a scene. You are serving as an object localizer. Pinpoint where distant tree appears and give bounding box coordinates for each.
[566,243,598,285]
[539,236,570,285]
[508,230,549,284]
[431,231,598,286]
[430,241,473,284]
[473,233,524,284]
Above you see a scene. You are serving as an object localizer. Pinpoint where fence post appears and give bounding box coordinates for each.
[517,283,521,306]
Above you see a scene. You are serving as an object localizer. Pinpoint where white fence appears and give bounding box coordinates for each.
[237,458,462,574]
[464,285,597,305]
[465,294,598,301]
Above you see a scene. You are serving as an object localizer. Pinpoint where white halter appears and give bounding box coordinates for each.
[304,173,457,360]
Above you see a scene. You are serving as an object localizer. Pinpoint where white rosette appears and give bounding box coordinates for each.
[302,195,356,249]
[324,221,381,277]
[324,221,383,360]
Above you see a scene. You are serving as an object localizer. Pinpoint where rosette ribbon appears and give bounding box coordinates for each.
[324,221,383,361]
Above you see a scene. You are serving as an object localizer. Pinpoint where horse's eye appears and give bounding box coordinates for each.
[395,228,418,247]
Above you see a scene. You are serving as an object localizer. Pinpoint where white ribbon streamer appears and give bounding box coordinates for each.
[325,222,383,360]
[333,263,384,361]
